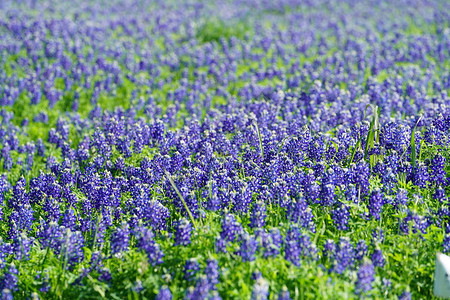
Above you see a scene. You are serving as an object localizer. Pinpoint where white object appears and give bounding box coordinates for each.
[434,253,450,298]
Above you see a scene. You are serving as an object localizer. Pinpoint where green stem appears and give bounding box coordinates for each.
[164,170,197,229]
[254,121,264,160]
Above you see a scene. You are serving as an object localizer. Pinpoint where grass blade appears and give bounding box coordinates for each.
[410,116,423,168]
[164,170,198,229]
[364,104,379,160]
[254,121,264,160]
[348,136,363,166]
[276,136,290,157]
[364,118,375,160]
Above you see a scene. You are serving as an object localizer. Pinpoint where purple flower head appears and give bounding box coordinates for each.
[285,225,317,266]
[37,221,64,253]
[323,239,336,258]
[332,203,350,231]
[135,226,164,266]
[257,228,282,258]
[0,238,12,269]
[331,237,354,274]
[111,223,130,255]
[1,265,18,291]
[174,218,193,246]
[237,232,258,262]
[250,199,267,229]
[216,213,243,253]
[61,230,85,269]
[355,262,375,295]
[372,228,384,244]
[278,286,290,300]
[185,275,214,300]
[1,289,13,300]
[184,258,200,282]
[371,249,385,268]
[61,208,77,231]
[205,259,220,288]
[395,189,408,207]
[156,286,172,300]
[430,155,447,186]
[98,268,112,282]
[355,240,368,261]
[413,163,430,188]
[398,291,411,300]
[251,277,269,300]
[368,189,383,220]
[287,197,315,232]
[12,233,33,261]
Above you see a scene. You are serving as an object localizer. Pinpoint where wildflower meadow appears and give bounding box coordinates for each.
[0,0,448,299]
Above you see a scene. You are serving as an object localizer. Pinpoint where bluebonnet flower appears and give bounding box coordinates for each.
[434,187,447,203]
[9,177,29,210]
[351,162,370,195]
[323,239,336,258]
[285,226,317,266]
[355,262,375,295]
[257,228,282,258]
[413,163,430,188]
[133,197,170,231]
[371,249,385,268]
[250,199,266,229]
[395,189,408,207]
[1,289,13,300]
[156,286,172,300]
[1,265,18,291]
[332,203,350,231]
[43,197,60,222]
[287,197,315,232]
[429,155,447,186]
[355,240,368,261]
[251,277,269,300]
[9,205,34,236]
[132,280,143,293]
[135,227,164,266]
[185,274,219,300]
[368,189,383,220]
[331,237,354,274]
[111,223,130,255]
[12,234,33,261]
[184,258,200,282]
[205,259,220,288]
[61,230,85,269]
[372,228,384,244]
[320,183,336,207]
[216,214,243,253]
[0,0,447,298]
[278,286,290,300]
[252,271,262,281]
[0,238,12,269]
[98,268,112,282]
[238,233,258,262]
[61,208,77,231]
[37,221,64,253]
[174,218,193,246]
[398,291,411,300]
[0,176,10,203]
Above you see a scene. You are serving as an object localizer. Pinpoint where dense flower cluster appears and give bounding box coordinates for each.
[0,0,447,298]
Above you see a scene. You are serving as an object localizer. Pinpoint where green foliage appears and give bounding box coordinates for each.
[196,18,252,44]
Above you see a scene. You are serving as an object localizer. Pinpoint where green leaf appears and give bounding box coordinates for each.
[410,116,422,168]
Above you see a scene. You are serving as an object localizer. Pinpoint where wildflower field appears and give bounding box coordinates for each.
[0,0,449,299]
